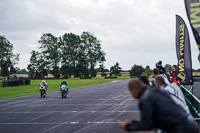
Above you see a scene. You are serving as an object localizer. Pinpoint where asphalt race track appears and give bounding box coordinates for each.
[0,80,140,133]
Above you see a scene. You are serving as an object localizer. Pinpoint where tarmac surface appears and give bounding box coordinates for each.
[0,80,140,133]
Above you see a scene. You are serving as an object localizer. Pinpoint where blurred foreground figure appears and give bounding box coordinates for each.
[118,79,198,133]
[138,75,150,88]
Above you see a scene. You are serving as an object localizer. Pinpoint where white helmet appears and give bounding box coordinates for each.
[42,80,45,83]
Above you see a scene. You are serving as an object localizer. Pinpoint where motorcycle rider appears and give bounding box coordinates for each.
[40,80,48,90]
[60,79,68,88]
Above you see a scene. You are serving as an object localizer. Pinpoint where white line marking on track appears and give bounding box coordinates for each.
[0,122,120,125]
[0,111,139,113]
[0,103,138,106]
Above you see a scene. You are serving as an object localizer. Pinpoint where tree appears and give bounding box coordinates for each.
[164,64,171,71]
[110,62,122,76]
[59,33,82,77]
[27,50,48,78]
[143,65,152,77]
[76,50,89,77]
[130,65,144,77]
[81,32,105,77]
[33,32,106,78]
[99,55,107,77]
[39,33,60,78]
[0,35,19,77]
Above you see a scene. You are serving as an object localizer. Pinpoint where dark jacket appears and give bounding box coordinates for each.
[126,87,198,133]
[60,81,68,87]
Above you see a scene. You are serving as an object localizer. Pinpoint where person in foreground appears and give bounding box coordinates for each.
[138,75,150,88]
[118,79,198,133]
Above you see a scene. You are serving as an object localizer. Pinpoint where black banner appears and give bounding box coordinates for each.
[184,0,200,61]
[176,15,193,85]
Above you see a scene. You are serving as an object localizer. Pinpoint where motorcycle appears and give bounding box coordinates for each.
[60,84,68,98]
[39,85,47,98]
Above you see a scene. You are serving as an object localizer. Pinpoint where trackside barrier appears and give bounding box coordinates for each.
[0,80,2,87]
[193,77,200,82]
[80,77,92,79]
[104,77,117,79]
[130,76,137,78]
[181,85,200,126]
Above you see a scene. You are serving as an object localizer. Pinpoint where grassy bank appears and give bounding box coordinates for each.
[0,79,120,100]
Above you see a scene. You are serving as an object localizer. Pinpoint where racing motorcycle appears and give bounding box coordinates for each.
[60,84,68,98]
[39,84,47,98]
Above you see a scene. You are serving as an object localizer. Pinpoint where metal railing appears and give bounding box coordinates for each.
[181,85,200,125]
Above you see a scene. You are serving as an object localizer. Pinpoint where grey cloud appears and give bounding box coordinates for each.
[0,0,199,70]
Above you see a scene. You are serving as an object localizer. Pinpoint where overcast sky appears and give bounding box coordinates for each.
[0,0,199,70]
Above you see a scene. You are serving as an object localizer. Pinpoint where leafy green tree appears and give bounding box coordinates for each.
[99,55,107,77]
[27,50,48,78]
[76,51,89,77]
[34,32,106,78]
[164,64,171,71]
[143,65,152,77]
[130,65,144,77]
[0,35,19,77]
[110,62,122,76]
[15,68,28,74]
[39,33,60,78]
[81,32,105,77]
[59,33,82,77]
[27,51,38,78]
[51,66,60,78]
[0,36,19,76]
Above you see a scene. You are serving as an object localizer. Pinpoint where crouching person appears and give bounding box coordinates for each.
[118,79,198,133]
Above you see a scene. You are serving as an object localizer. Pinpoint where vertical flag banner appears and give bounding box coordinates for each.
[184,0,200,61]
[176,15,193,85]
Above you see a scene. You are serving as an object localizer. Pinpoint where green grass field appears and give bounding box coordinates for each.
[0,79,120,100]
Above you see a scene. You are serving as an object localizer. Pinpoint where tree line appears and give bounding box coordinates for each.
[27,32,105,78]
[0,33,151,78]
[2,34,194,78]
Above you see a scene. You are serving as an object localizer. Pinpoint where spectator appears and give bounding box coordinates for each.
[156,61,170,82]
[153,68,170,85]
[168,67,172,76]
[154,76,190,114]
[156,61,166,74]
[150,68,160,86]
[138,75,150,88]
[153,68,159,77]
[118,79,198,133]
[171,65,177,83]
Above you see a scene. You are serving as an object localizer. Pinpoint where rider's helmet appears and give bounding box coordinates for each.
[42,80,45,84]
[63,79,66,83]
